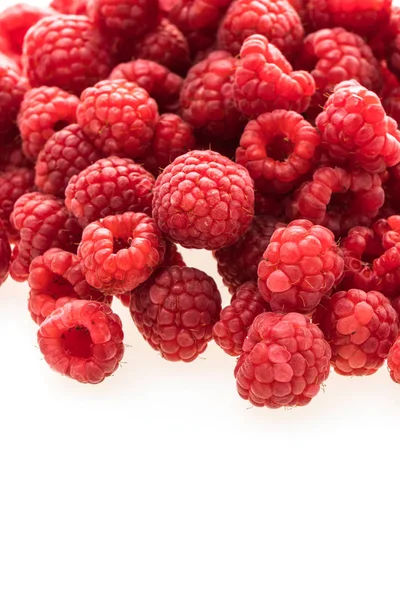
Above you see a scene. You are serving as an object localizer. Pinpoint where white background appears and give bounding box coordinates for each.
[2,1,400,599]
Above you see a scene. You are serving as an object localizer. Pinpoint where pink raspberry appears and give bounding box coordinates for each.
[0,220,11,286]
[153,150,255,250]
[307,0,391,38]
[235,312,331,408]
[87,0,158,40]
[0,167,35,239]
[0,60,28,137]
[0,3,55,55]
[387,336,400,383]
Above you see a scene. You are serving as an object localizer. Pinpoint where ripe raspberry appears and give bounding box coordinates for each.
[180,51,243,140]
[77,79,159,159]
[22,15,113,96]
[129,265,222,362]
[169,0,231,34]
[234,35,315,119]
[0,220,11,286]
[87,0,158,40]
[383,86,400,128]
[387,336,400,383]
[217,0,304,61]
[386,7,400,79]
[258,219,344,313]
[307,0,391,38]
[213,282,269,356]
[0,3,55,55]
[65,157,155,228]
[78,212,165,294]
[0,167,35,239]
[214,215,281,293]
[0,61,28,137]
[35,124,101,198]
[38,300,124,384]
[109,59,183,113]
[235,312,331,408]
[315,289,398,376]
[236,111,320,196]
[18,86,79,161]
[153,150,255,250]
[339,224,383,292]
[316,80,400,174]
[0,137,32,171]
[50,0,88,15]
[373,243,400,297]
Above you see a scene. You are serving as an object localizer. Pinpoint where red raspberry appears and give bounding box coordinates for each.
[50,0,88,15]
[78,212,165,295]
[87,0,158,40]
[129,265,222,362]
[180,50,243,140]
[383,86,400,128]
[0,3,55,55]
[315,289,398,376]
[307,0,391,38]
[10,192,82,282]
[65,157,155,228]
[0,61,28,137]
[339,224,383,292]
[77,79,159,159]
[0,220,11,286]
[217,0,304,61]
[0,167,35,239]
[109,59,183,113]
[387,336,400,383]
[214,215,282,293]
[169,0,231,33]
[373,243,400,297]
[258,219,344,313]
[38,299,124,384]
[386,7,400,79]
[18,86,79,161]
[236,110,321,196]
[35,124,101,198]
[316,80,400,174]
[0,137,32,171]
[235,312,331,408]
[22,15,113,96]
[234,35,315,119]
[213,281,269,356]
[153,150,255,250]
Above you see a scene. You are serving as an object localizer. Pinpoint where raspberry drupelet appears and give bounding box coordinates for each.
[387,336,400,384]
[339,224,383,292]
[307,0,391,38]
[0,220,11,286]
[235,311,331,408]
[315,289,398,377]
[386,7,400,80]
[257,219,344,313]
[18,86,79,161]
[234,35,315,119]
[0,2,55,56]
[87,0,158,40]
[0,167,35,239]
[152,150,255,250]
[50,0,88,15]
[169,0,231,36]
[0,138,32,172]
[22,15,113,96]
[236,110,321,196]
[213,281,269,357]
[65,156,155,228]
[77,79,159,159]
[129,265,222,362]
[0,60,28,137]
[78,212,165,295]
[38,300,124,384]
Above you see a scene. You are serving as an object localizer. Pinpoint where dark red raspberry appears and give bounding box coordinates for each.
[373,243,400,297]
[78,212,165,294]
[22,15,112,96]
[339,224,383,292]
[65,156,155,228]
[387,336,400,383]
[214,215,282,293]
[315,289,398,376]
[307,0,391,38]
[109,59,183,113]
[383,86,400,128]
[0,3,55,55]
[129,265,222,362]
[386,7,400,79]
[169,0,231,34]
[213,281,269,356]
[236,110,321,196]
[38,299,124,384]
[0,220,11,286]
[0,167,35,239]
[0,137,32,171]
[235,312,331,408]
[50,0,88,15]
[180,50,243,140]
[35,124,101,198]
[0,61,28,137]
[153,150,255,250]
[254,191,286,218]
[87,0,158,40]
[77,79,159,159]
[217,0,304,61]
[316,80,400,174]
[234,35,315,119]
[18,86,79,161]
[258,219,344,313]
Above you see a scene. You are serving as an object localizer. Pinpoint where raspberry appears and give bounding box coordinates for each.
[316,80,400,174]
[38,300,124,384]
[217,0,304,61]
[0,3,55,55]
[77,79,159,159]
[387,336,400,383]
[213,281,269,356]
[153,150,255,250]
[307,0,391,38]
[109,59,183,113]
[236,111,321,196]
[214,215,281,293]
[0,137,32,171]
[169,0,231,34]
[78,212,165,294]
[235,312,331,408]
[87,0,158,40]
[234,35,315,119]
[315,289,398,376]
[22,15,113,96]
[383,86,400,128]
[0,61,28,137]
[18,86,79,162]
[129,265,222,362]
[65,157,155,228]
[10,192,82,282]
[373,243,400,297]
[339,224,383,292]
[50,0,88,15]
[35,124,101,198]
[0,220,11,286]
[258,219,344,313]
[180,51,243,140]
[0,167,35,239]
[386,7,400,79]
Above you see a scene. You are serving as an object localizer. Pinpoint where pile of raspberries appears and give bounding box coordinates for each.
[4,0,400,408]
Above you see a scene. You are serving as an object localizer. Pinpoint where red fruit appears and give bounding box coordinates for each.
[339,224,383,292]
[0,137,32,171]
[0,2,55,55]
[0,167,35,239]
[307,0,391,38]
[87,0,158,40]
[0,220,11,286]
[50,0,88,15]
[388,336,400,383]
[0,60,28,137]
